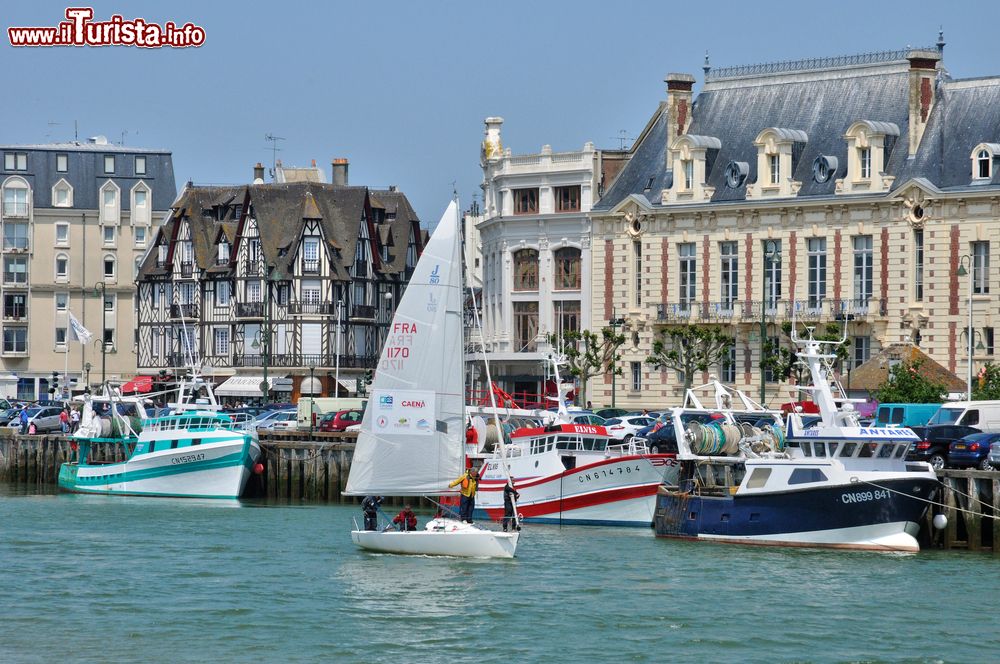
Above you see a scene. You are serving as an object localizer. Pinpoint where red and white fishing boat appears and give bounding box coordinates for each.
[475,421,677,526]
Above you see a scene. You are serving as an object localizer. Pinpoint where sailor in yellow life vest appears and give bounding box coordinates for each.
[449,467,479,523]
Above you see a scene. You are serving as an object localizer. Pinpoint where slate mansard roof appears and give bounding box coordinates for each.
[595,47,1000,210]
[0,141,176,211]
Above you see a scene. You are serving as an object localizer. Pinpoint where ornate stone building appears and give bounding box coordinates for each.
[590,41,1000,408]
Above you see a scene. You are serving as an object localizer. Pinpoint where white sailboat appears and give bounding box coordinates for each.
[345,200,519,558]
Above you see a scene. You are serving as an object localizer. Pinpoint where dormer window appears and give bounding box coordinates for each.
[837,121,899,194]
[859,147,871,179]
[217,241,230,265]
[747,128,807,200]
[157,244,168,267]
[970,143,999,181]
[664,134,721,204]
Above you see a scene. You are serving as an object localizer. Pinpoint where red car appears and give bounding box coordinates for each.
[318,409,364,432]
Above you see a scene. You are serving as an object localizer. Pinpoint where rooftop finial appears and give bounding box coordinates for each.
[937,27,945,54]
[703,50,711,77]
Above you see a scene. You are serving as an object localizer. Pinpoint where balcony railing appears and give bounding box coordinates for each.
[3,238,28,252]
[301,259,319,274]
[2,202,28,217]
[3,306,27,321]
[655,298,888,324]
[236,302,264,318]
[3,274,27,287]
[170,303,199,319]
[288,302,335,315]
[230,353,377,369]
[179,262,194,278]
[350,305,377,321]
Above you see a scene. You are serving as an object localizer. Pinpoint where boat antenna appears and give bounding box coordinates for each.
[464,206,520,527]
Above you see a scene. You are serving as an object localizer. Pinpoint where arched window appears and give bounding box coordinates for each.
[554,247,581,290]
[512,249,538,291]
[131,182,151,225]
[977,149,991,179]
[100,180,120,224]
[2,178,30,217]
[55,253,69,281]
[103,254,116,280]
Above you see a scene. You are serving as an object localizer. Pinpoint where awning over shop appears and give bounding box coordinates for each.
[215,376,293,397]
[122,376,154,393]
[337,378,357,393]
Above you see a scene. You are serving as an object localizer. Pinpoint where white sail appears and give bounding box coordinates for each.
[345,201,465,496]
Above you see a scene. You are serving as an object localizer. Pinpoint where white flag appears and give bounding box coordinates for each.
[68,311,93,344]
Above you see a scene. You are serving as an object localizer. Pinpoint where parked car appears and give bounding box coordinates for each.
[907,424,982,470]
[257,410,298,431]
[318,409,364,432]
[225,412,255,427]
[926,401,1000,433]
[595,408,629,420]
[627,411,662,419]
[989,441,1000,470]
[255,409,296,430]
[571,413,606,426]
[637,412,721,454]
[603,416,656,441]
[875,403,942,428]
[948,432,1000,470]
[7,406,64,434]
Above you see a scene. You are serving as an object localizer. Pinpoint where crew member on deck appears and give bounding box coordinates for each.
[449,467,479,523]
[465,420,479,449]
[393,505,417,531]
[361,495,383,531]
[502,480,520,532]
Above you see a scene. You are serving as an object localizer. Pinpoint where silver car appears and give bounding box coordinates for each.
[989,441,1000,469]
[8,406,64,434]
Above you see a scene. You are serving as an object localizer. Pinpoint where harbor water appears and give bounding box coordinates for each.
[2,483,998,663]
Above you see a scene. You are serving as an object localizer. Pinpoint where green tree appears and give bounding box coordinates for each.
[871,359,947,403]
[973,363,1000,400]
[547,328,625,407]
[645,325,734,391]
[760,322,849,384]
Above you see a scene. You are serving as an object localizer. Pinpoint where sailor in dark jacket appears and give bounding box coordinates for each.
[502,481,520,532]
[362,495,383,531]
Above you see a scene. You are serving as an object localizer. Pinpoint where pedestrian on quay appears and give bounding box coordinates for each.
[392,505,417,531]
[586,401,593,410]
[361,495,383,531]
[70,406,80,433]
[448,466,479,523]
[18,405,28,435]
[59,408,70,435]
[502,479,520,532]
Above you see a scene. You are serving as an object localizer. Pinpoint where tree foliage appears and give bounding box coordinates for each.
[973,363,1000,401]
[871,359,948,404]
[760,322,849,384]
[645,325,734,391]
[547,328,625,406]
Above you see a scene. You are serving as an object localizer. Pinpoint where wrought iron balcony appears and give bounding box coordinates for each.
[350,304,377,321]
[230,352,377,369]
[179,262,194,278]
[288,302,335,315]
[236,302,265,318]
[301,259,320,274]
[170,303,199,319]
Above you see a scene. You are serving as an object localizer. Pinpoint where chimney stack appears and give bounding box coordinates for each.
[253,162,265,183]
[664,73,695,141]
[907,49,941,156]
[332,158,349,186]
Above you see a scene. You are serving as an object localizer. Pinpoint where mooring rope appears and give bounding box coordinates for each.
[855,478,1000,520]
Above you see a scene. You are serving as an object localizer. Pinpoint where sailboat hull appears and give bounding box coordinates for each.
[351,524,519,558]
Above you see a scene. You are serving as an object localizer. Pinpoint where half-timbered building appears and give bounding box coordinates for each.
[136,180,423,402]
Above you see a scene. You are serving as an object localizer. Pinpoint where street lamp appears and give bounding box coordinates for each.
[760,240,781,404]
[608,311,625,408]
[334,299,343,397]
[93,281,109,387]
[84,362,92,394]
[307,359,317,433]
[957,255,975,399]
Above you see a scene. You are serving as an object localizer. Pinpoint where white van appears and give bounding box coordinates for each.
[297,397,366,429]
[927,401,1000,433]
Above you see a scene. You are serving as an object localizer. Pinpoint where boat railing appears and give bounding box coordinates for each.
[142,413,236,433]
[607,439,651,457]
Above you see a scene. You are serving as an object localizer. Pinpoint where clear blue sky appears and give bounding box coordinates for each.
[3,0,997,223]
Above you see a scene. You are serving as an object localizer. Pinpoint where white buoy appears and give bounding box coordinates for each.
[933,513,948,530]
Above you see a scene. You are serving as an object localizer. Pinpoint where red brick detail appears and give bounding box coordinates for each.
[744,234,753,315]
[949,322,957,374]
[880,228,889,307]
[833,230,842,301]
[677,99,688,136]
[604,239,614,320]
[702,235,710,315]
[949,226,960,315]
[789,232,798,307]
[660,238,669,307]
[920,77,932,122]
